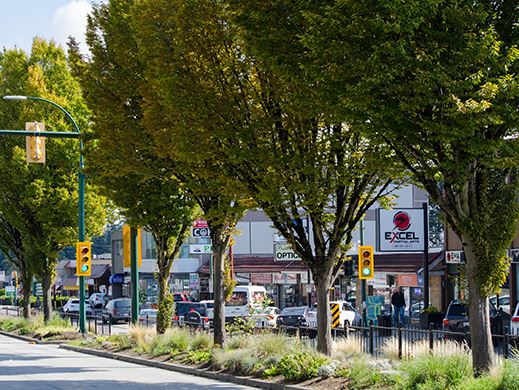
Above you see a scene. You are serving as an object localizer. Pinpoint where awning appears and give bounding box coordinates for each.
[62,276,79,291]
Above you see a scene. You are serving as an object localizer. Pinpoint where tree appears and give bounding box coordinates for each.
[233,0,519,372]
[133,0,396,355]
[78,0,231,337]
[0,39,108,321]
[0,213,33,318]
[133,0,251,347]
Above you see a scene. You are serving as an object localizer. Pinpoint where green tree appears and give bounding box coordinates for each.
[133,0,396,355]
[233,0,519,372]
[0,213,33,318]
[0,39,108,321]
[76,1,206,335]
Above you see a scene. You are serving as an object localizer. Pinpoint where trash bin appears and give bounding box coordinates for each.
[377,314,392,336]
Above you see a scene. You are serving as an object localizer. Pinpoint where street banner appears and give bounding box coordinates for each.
[377,208,425,252]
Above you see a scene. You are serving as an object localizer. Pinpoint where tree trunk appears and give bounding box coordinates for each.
[156,271,171,334]
[211,227,227,347]
[20,271,32,319]
[464,239,494,375]
[41,271,52,322]
[315,275,332,355]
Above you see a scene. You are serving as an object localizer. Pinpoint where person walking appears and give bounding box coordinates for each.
[391,286,406,326]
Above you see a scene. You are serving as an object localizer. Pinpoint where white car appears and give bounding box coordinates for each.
[89,293,109,309]
[251,306,281,327]
[511,303,519,336]
[329,300,361,326]
[63,298,93,315]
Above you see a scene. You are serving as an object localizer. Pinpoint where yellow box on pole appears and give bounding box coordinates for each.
[123,224,142,268]
[25,122,45,163]
[76,242,92,276]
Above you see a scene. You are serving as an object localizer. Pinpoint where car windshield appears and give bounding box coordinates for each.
[448,304,468,317]
[115,300,131,308]
[281,307,307,316]
[226,292,247,306]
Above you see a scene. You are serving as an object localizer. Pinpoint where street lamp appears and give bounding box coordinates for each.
[3,95,87,333]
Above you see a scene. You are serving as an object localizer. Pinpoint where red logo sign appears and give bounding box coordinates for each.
[393,211,411,231]
[192,218,208,228]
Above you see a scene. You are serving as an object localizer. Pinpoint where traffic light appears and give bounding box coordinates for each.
[12,271,18,288]
[358,245,374,279]
[123,224,142,268]
[25,122,46,163]
[76,242,92,276]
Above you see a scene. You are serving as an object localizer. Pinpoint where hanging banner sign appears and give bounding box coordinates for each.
[377,208,425,252]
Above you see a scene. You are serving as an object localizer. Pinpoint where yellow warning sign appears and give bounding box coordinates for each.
[331,303,341,328]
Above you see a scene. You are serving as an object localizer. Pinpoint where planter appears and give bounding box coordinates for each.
[419,312,444,329]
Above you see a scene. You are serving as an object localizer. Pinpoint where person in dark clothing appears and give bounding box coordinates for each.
[391,286,406,326]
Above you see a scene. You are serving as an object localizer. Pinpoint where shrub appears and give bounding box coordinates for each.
[501,358,519,390]
[107,334,132,350]
[190,332,213,351]
[128,325,156,353]
[151,328,190,356]
[185,350,211,365]
[277,351,329,382]
[399,352,472,390]
[249,332,296,359]
[333,335,364,359]
[212,348,256,374]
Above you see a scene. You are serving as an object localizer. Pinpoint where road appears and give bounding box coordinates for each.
[0,334,255,390]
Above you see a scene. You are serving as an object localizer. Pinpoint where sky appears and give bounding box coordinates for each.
[0,0,103,55]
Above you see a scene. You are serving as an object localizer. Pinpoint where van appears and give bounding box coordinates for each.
[225,285,267,320]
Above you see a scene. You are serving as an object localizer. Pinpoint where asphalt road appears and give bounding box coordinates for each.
[0,334,255,390]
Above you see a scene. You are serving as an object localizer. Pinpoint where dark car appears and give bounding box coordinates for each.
[102,298,131,324]
[276,306,312,328]
[173,302,211,329]
[443,299,510,336]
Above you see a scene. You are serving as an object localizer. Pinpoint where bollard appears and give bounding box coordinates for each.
[429,323,434,353]
[398,322,403,359]
[369,320,374,355]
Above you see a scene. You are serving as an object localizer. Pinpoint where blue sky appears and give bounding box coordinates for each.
[0,0,103,54]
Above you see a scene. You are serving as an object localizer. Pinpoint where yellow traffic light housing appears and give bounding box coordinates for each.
[123,224,142,268]
[76,242,92,276]
[25,122,46,163]
[358,245,374,279]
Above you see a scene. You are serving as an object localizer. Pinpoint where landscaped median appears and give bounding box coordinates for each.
[60,325,519,389]
[0,314,81,343]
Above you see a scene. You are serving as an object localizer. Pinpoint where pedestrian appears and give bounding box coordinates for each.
[391,286,406,326]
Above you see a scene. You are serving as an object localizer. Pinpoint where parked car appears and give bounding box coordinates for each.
[173,302,211,329]
[276,306,313,328]
[89,293,110,309]
[250,306,281,327]
[102,298,131,324]
[138,308,157,325]
[173,293,189,303]
[225,285,267,320]
[443,299,510,336]
[490,295,510,314]
[63,298,93,315]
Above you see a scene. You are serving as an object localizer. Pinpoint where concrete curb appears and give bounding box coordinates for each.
[0,330,66,345]
[61,344,311,390]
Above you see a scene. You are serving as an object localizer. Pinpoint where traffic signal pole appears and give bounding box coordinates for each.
[360,219,367,327]
[2,95,86,333]
[130,226,139,324]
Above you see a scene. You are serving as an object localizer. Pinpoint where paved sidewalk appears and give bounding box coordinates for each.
[0,334,255,389]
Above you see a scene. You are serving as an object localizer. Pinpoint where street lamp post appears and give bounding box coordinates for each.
[2,95,87,333]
